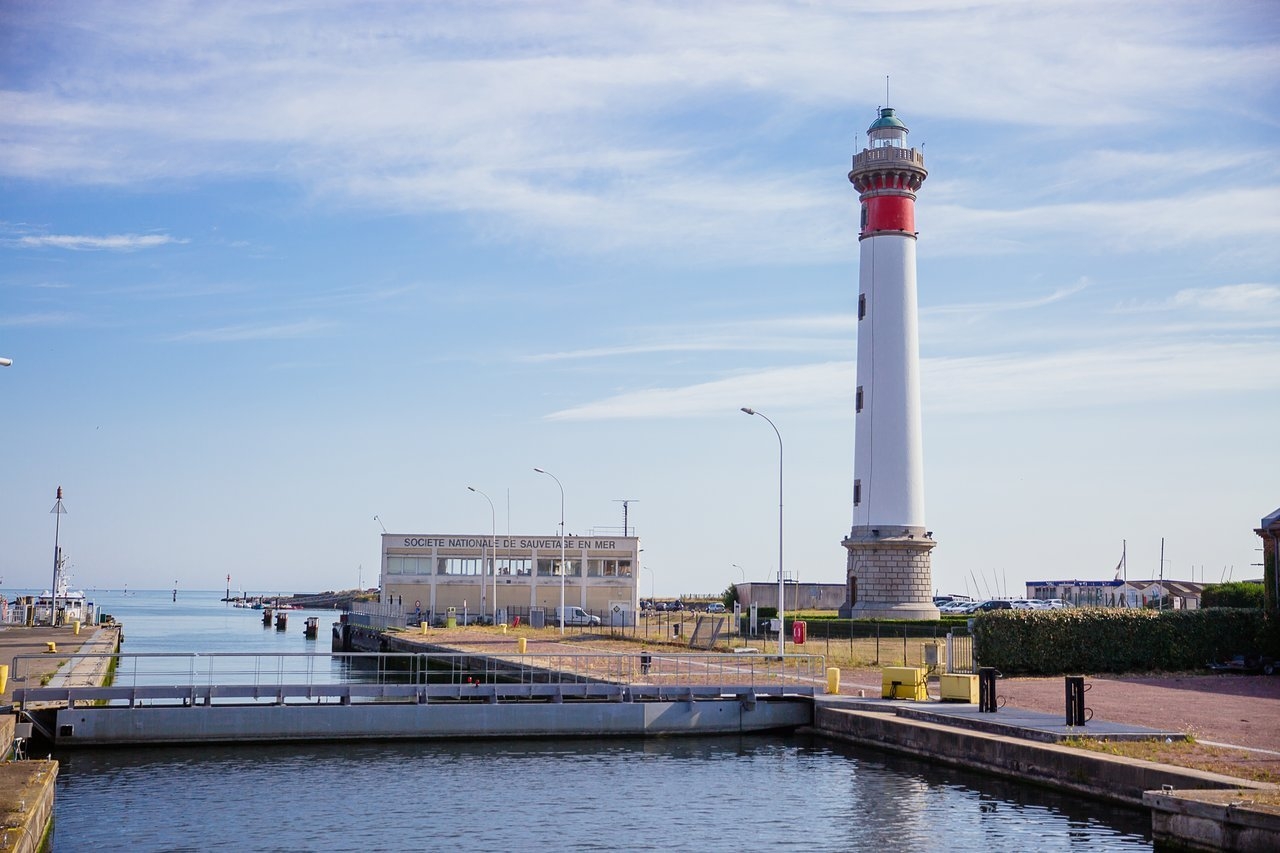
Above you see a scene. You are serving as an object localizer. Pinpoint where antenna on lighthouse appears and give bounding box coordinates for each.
[885,75,890,105]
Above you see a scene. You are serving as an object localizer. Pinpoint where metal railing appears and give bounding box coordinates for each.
[9,650,824,705]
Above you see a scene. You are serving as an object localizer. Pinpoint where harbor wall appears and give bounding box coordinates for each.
[812,702,1273,808]
[54,697,810,746]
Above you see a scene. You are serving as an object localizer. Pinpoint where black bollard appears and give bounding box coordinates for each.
[1065,675,1087,725]
[978,666,998,713]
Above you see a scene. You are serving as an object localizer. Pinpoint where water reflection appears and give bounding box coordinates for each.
[54,734,1151,852]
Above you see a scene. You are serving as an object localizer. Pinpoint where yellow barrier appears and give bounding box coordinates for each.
[826,667,841,694]
[0,663,8,694]
[517,637,527,654]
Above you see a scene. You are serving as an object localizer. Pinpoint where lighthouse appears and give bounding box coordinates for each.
[842,106,939,620]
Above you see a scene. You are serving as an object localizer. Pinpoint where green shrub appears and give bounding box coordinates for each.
[972,607,1268,675]
[1201,581,1264,609]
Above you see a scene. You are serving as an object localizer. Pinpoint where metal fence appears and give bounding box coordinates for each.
[8,650,826,694]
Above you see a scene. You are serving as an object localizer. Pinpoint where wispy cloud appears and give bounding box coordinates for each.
[15,233,185,251]
[2,2,1275,262]
[167,319,334,343]
[1113,283,1280,314]
[0,311,79,327]
[524,315,854,363]
[925,280,1089,318]
[545,336,1280,421]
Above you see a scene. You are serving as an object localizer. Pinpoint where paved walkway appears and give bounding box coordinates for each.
[1,625,94,704]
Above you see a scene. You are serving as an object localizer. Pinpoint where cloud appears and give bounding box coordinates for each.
[0,311,79,327]
[925,280,1089,318]
[545,336,1280,421]
[524,315,855,363]
[166,319,334,343]
[14,233,185,251]
[545,362,852,420]
[2,2,1276,263]
[1113,283,1280,314]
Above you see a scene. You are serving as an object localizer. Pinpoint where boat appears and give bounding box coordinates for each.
[33,572,97,626]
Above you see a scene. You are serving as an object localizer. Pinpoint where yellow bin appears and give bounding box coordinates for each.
[74,619,81,635]
[826,667,841,694]
[420,622,430,635]
[0,663,8,694]
[517,637,527,654]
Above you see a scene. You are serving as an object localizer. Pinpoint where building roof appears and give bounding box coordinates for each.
[868,107,907,132]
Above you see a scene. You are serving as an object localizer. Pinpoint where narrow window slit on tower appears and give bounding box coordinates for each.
[856,386,864,412]
[858,294,867,320]
[853,480,862,506]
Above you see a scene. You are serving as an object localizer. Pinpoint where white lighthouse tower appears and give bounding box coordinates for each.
[842,106,939,620]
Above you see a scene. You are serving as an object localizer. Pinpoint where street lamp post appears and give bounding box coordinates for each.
[740,408,784,657]
[468,486,498,624]
[49,486,67,626]
[643,566,655,600]
[534,468,567,634]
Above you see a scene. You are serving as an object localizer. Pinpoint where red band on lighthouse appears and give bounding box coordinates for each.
[863,196,915,234]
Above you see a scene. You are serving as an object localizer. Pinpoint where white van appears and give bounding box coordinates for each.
[552,606,601,627]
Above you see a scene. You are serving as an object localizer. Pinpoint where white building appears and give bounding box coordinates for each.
[380,533,639,621]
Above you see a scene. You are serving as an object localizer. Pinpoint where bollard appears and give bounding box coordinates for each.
[1065,675,1088,725]
[517,636,527,654]
[420,622,429,635]
[0,663,8,694]
[826,667,841,694]
[46,641,58,653]
[978,666,998,712]
[500,624,508,634]
[74,619,81,635]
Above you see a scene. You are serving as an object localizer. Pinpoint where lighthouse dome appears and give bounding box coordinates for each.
[867,107,908,149]
[868,107,907,131]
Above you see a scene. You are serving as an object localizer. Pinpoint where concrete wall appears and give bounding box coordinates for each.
[54,698,811,746]
[813,703,1271,808]
[736,582,846,611]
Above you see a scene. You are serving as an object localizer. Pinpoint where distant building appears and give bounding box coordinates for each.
[736,581,846,611]
[380,533,639,619]
[1025,578,1205,610]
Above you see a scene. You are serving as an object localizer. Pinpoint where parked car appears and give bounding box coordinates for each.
[550,606,601,627]
[705,602,726,614]
[976,599,1013,611]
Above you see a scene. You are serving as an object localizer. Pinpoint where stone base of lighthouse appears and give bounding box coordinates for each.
[840,526,939,620]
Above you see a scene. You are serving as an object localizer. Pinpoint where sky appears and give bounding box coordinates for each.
[2,1,1278,600]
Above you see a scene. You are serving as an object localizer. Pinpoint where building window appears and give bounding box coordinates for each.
[437,558,483,576]
[855,386,864,413]
[537,558,580,577]
[588,559,633,578]
[858,294,866,320]
[496,559,532,576]
[860,204,868,231]
[853,479,862,506]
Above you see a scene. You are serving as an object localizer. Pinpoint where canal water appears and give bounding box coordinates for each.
[45,591,1154,851]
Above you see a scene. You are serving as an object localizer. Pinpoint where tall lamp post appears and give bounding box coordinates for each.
[467,486,498,624]
[49,486,67,626]
[741,408,784,657]
[534,467,567,634]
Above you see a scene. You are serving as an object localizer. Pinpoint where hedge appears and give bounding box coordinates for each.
[971,607,1272,675]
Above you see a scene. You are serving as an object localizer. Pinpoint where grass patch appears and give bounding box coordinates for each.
[1063,737,1280,785]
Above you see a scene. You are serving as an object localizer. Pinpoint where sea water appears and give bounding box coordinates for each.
[44,591,1153,851]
